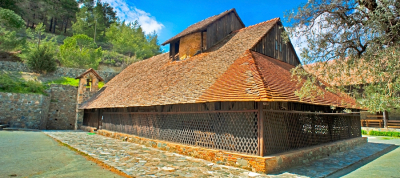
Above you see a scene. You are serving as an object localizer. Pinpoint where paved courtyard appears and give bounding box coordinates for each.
[43,131,397,178]
[2,130,398,178]
[43,131,286,178]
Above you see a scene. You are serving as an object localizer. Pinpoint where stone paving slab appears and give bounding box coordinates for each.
[275,142,395,177]
[44,131,395,178]
[44,131,300,178]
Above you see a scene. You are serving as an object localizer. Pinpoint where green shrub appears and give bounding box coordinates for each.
[366,130,400,137]
[26,44,57,74]
[361,130,368,135]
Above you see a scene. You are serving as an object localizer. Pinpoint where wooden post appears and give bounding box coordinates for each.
[383,111,388,129]
[201,31,203,52]
[258,102,265,157]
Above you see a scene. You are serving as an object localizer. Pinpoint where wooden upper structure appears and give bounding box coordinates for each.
[80,9,357,109]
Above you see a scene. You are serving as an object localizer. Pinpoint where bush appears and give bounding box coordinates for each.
[363,130,400,137]
[361,130,367,135]
[26,43,57,74]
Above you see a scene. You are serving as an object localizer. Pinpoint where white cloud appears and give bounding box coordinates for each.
[101,0,164,34]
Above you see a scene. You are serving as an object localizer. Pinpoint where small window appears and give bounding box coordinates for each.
[275,40,278,50]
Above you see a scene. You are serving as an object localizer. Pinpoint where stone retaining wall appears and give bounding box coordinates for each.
[0,61,118,82]
[0,84,80,130]
[46,84,78,130]
[95,129,367,173]
[0,92,49,129]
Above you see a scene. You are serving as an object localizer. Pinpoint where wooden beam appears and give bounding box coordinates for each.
[258,102,265,156]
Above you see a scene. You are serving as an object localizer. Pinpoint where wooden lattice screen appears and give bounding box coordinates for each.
[262,110,361,156]
[102,111,260,155]
[83,102,361,157]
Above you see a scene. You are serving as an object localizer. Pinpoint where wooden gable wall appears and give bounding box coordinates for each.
[252,23,301,66]
[206,12,244,50]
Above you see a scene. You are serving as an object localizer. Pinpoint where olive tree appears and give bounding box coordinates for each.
[285,0,400,113]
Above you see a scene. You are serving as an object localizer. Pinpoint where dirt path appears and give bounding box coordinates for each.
[0,131,123,178]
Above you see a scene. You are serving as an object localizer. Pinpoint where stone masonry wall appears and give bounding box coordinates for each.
[46,84,78,130]
[0,92,50,129]
[0,61,118,82]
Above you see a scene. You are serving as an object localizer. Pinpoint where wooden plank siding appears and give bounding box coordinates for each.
[252,23,301,66]
[206,12,244,50]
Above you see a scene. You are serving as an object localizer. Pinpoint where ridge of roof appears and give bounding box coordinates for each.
[161,8,244,45]
[233,17,280,33]
[75,68,104,82]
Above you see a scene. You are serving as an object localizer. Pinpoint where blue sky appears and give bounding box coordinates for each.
[101,0,308,52]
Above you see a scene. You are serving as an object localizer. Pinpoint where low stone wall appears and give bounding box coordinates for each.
[264,137,367,173]
[0,92,49,129]
[95,129,367,173]
[46,84,78,130]
[0,61,118,82]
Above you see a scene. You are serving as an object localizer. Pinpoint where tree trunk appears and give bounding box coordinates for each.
[64,18,68,34]
[52,18,57,33]
[383,111,388,128]
[26,19,30,28]
[49,17,53,32]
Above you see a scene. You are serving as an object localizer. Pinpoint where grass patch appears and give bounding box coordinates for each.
[46,77,80,87]
[0,72,47,95]
[362,129,400,138]
[46,77,105,88]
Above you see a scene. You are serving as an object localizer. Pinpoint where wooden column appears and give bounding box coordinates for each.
[258,102,265,156]
[383,111,388,128]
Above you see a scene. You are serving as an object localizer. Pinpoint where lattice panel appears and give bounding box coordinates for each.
[102,111,259,155]
[263,111,360,156]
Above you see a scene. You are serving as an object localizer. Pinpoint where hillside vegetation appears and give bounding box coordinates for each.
[0,0,162,73]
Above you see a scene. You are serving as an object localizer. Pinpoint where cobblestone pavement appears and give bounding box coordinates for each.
[44,131,395,178]
[44,131,301,178]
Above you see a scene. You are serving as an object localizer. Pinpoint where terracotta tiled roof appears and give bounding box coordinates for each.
[75,68,104,82]
[161,8,245,45]
[81,17,358,109]
[252,52,358,108]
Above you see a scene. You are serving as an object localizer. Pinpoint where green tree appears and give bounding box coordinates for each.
[72,0,117,42]
[106,21,161,62]
[25,23,58,73]
[285,0,400,112]
[59,34,102,69]
[0,8,26,52]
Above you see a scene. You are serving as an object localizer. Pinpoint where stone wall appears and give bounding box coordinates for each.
[0,61,118,82]
[46,84,78,130]
[0,92,49,129]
